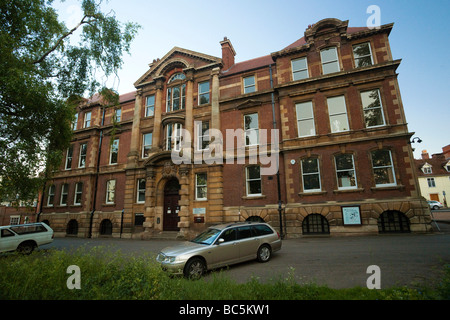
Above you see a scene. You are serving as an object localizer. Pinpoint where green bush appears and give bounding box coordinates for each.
[0,248,448,300]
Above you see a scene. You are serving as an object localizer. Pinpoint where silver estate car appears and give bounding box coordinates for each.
[156,222,282,278]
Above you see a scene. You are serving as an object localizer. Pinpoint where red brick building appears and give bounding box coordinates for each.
[40,18,432,238]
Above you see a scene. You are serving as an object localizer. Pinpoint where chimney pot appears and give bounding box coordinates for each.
[220,37,236,71]
[421,150,430,160]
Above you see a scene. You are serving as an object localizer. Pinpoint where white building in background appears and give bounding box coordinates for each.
[415,146,450,207]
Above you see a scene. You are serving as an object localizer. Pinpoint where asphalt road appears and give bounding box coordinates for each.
[44,221,450,290]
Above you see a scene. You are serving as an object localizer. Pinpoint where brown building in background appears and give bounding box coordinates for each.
[39,18,432,238]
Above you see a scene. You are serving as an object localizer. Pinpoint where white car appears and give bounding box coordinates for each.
[428,200,444,210]
[0,223,54,254]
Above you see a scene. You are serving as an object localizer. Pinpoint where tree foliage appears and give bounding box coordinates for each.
[0,0,140,205]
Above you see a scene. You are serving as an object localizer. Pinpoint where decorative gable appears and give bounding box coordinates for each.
[134,47,222,88]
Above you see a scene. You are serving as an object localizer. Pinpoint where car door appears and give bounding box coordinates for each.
[209,228,240,269]
[0,228,18,253]
[236,226,260,261]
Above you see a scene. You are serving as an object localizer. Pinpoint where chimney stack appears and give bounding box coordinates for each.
[421,150,430,160]
[220,37,236,71]
[443,145,450,160]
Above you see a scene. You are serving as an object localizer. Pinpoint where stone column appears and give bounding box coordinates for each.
[178,165,191,237]
[152,77,164,151]
[126,89,142,169]
[185,69,194,137]
[184,69,194,163]
[211,67,220,131]
[143,167,156,234]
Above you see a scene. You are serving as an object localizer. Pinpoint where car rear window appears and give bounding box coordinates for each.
[252,225,274,236]
[237,226,253,240]
[10,224,47,235]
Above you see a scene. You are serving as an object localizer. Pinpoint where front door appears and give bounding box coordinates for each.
[163,179,180,231]
[430,194,440,201]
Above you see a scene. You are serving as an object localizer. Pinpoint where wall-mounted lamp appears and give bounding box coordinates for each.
[409,137,423,144]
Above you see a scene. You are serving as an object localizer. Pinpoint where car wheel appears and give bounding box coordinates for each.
[17,242,36,255]
[433,206,439,210]
[257,244,271,263]
[184,258,206,279]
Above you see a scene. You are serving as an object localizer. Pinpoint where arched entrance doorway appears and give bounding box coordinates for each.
[100,219,113,236]
[66,219,78,236]
[163,178,181,231]
[246,216,265,222]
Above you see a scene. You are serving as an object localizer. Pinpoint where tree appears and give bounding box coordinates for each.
[0,0,140,206]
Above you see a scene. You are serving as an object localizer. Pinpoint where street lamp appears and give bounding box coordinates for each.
[409,137,422,153]
[409,137,423,144]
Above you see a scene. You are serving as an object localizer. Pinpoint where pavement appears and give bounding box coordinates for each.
[430,208,450,222]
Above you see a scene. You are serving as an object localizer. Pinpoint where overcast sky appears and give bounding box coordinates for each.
[53,0,450,158]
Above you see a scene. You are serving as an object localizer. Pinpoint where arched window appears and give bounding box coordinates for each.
[66,219,78,236]
[302,214,330,235]
[378,211,410,233]
[168,73,186,83]
[167,73,186,112]
[100,219,113,236]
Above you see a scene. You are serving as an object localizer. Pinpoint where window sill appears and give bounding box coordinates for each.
[196,103,211,108]
[103,203,116,207]
[371,185,404,191]
[298,191,328,197]
[333,188,364,194]
[54,205,68,209]
[242,195,266,200]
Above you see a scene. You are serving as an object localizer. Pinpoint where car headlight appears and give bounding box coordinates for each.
[157,253,177,263]
[166,256,176,263]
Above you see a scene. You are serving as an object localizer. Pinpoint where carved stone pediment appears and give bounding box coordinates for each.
[236,99,262,110]
[162,161,177,178]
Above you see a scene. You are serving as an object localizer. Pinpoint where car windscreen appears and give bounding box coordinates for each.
[191,228,221,245]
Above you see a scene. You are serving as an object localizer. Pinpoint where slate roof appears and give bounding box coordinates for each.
[221,26,371,76]
[415,153,450,177]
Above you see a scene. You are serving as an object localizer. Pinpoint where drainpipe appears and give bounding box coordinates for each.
[269,64,284,239]
[89,106,106,238]
[36,181,46,223]
[120,209,124,238]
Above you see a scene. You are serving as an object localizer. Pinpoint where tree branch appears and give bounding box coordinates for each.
[33,15,100,65]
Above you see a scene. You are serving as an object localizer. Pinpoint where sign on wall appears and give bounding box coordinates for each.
[193,208,206,215]
[341,206,362,226]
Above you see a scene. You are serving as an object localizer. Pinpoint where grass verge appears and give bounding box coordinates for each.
[0,247,448,300]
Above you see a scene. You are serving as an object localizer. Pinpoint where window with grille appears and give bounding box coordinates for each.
[378,211,410,233]
[302,214,330,235]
